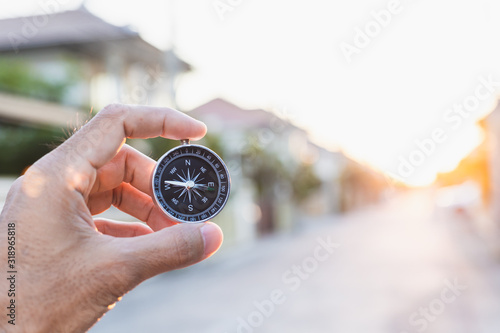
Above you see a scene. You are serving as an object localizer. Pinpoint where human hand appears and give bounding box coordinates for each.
[0,104,224,332]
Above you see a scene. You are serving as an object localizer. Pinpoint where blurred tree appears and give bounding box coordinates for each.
[243,142,285,235]
[291,163,322,203]
[197,133,225,160]
[0,58,79,175]
[0,124,63,175]
[339,160,388,212]
[0,58,79,103]
[242,136,321,235]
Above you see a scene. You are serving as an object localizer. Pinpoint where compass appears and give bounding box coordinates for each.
[152,139,231,223]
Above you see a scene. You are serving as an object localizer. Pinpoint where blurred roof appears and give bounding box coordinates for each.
[0,6,190,71]
[189,98,300,131]
[0,6,138,52]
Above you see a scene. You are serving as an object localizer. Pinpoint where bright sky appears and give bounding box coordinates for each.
[3,0,500,186]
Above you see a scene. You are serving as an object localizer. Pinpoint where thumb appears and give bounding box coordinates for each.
[119,222,223,283]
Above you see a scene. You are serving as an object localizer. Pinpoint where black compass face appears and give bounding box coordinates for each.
[152,143,230,223]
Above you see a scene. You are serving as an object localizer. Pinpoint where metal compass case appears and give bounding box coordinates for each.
[152,139,231,223]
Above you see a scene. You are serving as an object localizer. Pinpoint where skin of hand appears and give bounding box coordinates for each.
[0,104,224,332]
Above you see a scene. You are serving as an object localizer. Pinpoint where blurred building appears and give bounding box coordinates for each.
[0,5,189,126]
[440,103,499,224]
[189,98,355,243]
[0,7,390,243]
[339,159,392,212]
[0,6,190,175]
[434,102,499,254]
[485,102,500,226]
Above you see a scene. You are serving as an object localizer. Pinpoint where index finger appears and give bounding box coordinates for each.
[39,104,207,196]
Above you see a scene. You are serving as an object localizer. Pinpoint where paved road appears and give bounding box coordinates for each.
[88,190,500,333]
[1,178,499,332]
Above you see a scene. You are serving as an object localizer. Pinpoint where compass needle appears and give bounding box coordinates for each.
[192,171,201,183]
[165,180,187,187]
[194,184,208,191]
[177,172,187,183]
[178,188,187,198]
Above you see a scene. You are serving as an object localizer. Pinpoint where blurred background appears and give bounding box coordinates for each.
[1,0,500,332]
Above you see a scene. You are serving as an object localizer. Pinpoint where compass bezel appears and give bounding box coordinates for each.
[151,143,231,223]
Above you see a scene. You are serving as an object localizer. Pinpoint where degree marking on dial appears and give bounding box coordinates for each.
[154,145,230,223]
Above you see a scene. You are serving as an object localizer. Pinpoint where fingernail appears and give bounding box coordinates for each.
[198,120,208,134]
[201,223,222,257]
